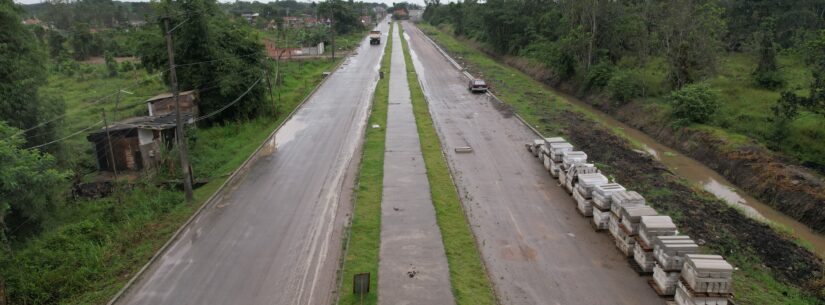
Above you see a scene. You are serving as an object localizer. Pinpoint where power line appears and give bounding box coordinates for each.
[193,77,264,123]
[25,120,104,150]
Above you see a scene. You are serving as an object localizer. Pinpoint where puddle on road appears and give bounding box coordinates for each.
[554,91,825,257]
[275,119,309,149]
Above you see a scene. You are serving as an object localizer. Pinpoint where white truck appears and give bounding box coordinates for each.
[369,31,381,45]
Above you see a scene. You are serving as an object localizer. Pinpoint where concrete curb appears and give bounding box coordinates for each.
[106,51,354,305]
[414,25,545,140]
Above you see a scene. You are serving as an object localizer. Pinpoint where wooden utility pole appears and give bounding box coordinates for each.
[102,108,119,181]
[164,17,194,202]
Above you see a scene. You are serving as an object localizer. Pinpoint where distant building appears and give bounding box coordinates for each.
[146,90,199,117]
[242,12,259,24]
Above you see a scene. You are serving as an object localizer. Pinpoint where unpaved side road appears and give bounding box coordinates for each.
[114,22,389,305]
[378,24,455,305]
[402,22,663,305]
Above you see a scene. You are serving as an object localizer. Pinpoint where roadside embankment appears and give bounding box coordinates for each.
[428,24,825,239]
[607,101,825,235]
[415,22,825,304]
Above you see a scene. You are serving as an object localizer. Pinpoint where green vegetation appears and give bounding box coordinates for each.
[417,22,821,304]
[422,0,825,172]
[399,26,496,305]
[0,56,340,304]
[668,84,720,126]
[337,22,392,305]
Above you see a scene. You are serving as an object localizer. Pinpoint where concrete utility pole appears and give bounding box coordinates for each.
[164,17,194,202]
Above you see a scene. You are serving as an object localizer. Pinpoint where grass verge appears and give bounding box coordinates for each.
[337,23,392,305]
[416,22,823,305]
[1,57,342,305]
[399,25,497,305]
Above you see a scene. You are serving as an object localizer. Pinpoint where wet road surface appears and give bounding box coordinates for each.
[402,22,664,305]
[115,22,390,305]
[378,24,455,305]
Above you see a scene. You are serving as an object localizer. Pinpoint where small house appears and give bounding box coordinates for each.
[86,113,192,172]
[146,90,199,117]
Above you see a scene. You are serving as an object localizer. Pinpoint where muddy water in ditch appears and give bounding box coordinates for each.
[555,92,825,257]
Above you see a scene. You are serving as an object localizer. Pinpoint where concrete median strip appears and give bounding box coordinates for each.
[377,23,456,305]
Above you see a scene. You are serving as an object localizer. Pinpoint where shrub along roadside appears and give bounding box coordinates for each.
[417,22,824,304]
[399,25,497,305]
[337,22,392,305]
[0,58,342,305]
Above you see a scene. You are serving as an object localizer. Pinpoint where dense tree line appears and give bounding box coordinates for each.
[137,0,268,123]
[0,0,67,244]
[23,0,154,30]
[424,0,825,133]
[425,0,823,87]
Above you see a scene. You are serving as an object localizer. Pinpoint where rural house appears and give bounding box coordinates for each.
[146,90,199,117]
[86,113,192,172]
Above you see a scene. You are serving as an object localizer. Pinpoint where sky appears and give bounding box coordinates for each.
[13,0,424,6]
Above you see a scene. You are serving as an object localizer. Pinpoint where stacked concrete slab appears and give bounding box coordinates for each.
[525,137,734,303]
[574,173,608,216]
[546,142,573,177]
[591,183,625,230]
[652,236,699,296]
[563,164,598,193]
[675,254,733,305]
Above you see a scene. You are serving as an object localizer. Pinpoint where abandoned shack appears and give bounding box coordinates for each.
[86,113,192,172]
[146,90,199,117]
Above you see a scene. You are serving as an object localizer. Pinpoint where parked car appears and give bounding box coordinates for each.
[468,79,488,93]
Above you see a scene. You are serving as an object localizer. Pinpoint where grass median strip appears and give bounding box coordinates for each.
[337,23,392,305]
[399,25,497,305]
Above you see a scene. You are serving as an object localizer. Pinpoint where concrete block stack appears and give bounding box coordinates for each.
[614,201,656,259]
[563,164,598,193]
[524,137,734,303]
[675,254,733,305]
[608,191,644,240]
[621,206,658,235]
[638,216,678,249]
[635,216,679,274]
[539,137,566,162]
[529,139,544,157]
[545,141,573,176]
[558,151,587,187]
[651,236,699,295]
[591,183,625,230]
[574,173,608,216]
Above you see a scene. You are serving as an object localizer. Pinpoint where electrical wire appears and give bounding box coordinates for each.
[25,121,104,150]
[192,77,264,123]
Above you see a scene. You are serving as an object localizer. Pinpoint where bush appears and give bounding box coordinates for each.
[582,62,614,92]
[752,69,785,90]
[668,83,719,125]
[607,69,644,104]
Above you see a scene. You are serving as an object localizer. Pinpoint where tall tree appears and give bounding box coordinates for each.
[138,0,267,123]
[0,0,64,147]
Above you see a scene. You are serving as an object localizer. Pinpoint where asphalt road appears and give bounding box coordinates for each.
[378,24,455,305]
[402,22,664,305]
[114,21,390,305]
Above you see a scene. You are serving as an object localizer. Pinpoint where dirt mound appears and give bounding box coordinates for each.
[557,110,824,296]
